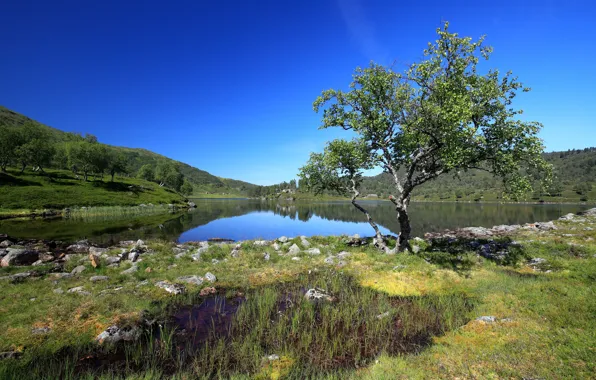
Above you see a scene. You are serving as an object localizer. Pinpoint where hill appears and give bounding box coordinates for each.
[358,148,596,203]
[0,106,257,195]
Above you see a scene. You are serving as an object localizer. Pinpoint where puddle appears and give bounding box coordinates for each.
[24,272,473,378]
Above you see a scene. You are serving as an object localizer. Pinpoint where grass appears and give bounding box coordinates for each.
[0,215,595,378]
[68,205,176,221]
[0,168,186,210]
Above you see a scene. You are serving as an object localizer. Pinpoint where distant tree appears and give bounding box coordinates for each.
[15,123,55,176]
[300,139,390,251]
[310,22,552,251]
[180,180,194,196]
[69,141,107,181]
[573,182,592,195]
[155,161,184,192]
[137,164,155,182]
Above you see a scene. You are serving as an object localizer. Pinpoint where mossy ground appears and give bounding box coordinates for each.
[0,215,595,379]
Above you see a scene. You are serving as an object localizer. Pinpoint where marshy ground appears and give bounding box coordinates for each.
[0,211,595,379]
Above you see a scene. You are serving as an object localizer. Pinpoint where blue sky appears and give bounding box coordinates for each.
[1,0,594,185]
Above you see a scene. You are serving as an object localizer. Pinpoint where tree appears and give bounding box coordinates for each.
[137,164,155,182]
[155,161,184,192]
[68,141,107,181]
[107,151,129,182]
[573,182,592,195]
[310,22,551,251]
[180,180,194,196]
[14,123,55,176]
[300,139,391,251]
[0,125,21,171]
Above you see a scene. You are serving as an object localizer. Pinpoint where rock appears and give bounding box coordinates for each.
[579,208,596,216]
[264,253,270,261]
[530,257,547,265]
[121,264,138,275]
[0,272,31,281]
[67,286,91,296]
[253,240,269,246]
[584,227,594,231]
[128,251,139,262]
[288,244,301,255]
[176,275,203,286]
[376,311,390,320]
[300,238,311,248]
[230,249,240,258]
[89,247,108,255]
[211,258,220,264]
[89,254,101,267]
[96,325,139,344]
[476,316,497,323]
[559,213,576,221]
[324,256,335,264]
[204,272,217,282]
[40,253,55,263]
[155,281,185,295]
[291,257,300,261]
[66,243,89,253]
[0,351,23,360]
[0,240,13,248]
[53,288,64,294]
[350,234,360,239]
[304,288,334,302]
[535,221,557,231]
[412,237,424,243]
[305,248,321,255]
[336,251,350,259]
[191,253,202,261]
[0,249,6,258]
[460,227,493,237]
[278,236,289,243]
[71,265,86,275]
[272,243,280,251]
[50,273,72,279]
[145,267,152,273]
[492,225,521,233]
[188,201,197,208]
[199,286,217,296]
[90,276,109,282]
[31,327,51,335]
[266,354,280,361]
[106,256,121,265]
[411,245,421,254]
[1,249,39,267]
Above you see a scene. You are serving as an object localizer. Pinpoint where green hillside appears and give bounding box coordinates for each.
[0,106,256,195]
[358,148,596,203]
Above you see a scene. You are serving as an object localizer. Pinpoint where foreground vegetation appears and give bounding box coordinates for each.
[0,211,594,378]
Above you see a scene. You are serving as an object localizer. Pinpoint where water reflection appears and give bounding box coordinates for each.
[0,199,588,244]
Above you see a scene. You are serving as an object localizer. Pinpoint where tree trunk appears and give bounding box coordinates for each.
[20,162,26,173]
[84,171,88,182]
[397,207,412,251]
[111,172,115,182]
[350,180,390,252]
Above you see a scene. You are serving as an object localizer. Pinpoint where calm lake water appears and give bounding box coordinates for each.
[0,199,589,245]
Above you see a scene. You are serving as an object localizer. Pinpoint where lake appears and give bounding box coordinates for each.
[0,199,589,245]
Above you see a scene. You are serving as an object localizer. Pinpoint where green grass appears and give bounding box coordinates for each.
[0,217,594,378]
[0,168,186,210]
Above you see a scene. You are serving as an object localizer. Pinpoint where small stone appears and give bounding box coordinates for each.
[305,248,321,255]
[278,236,289,243]
[71,265,86,275]
[211,258,220,264]
[121,264,138,275]
[128,251,139,262]
[476,316,497,323]
[145,267,152,273]
[89,254,101,268]
[32,327,51,335]
[272,243,280,251]
[90,276,109,282]
[53,288,64,294]
[106,256,121,265]
[304,288,333,302]
[155,281,185,295]
[204,272,217,282]
[264,253,270,261]
[411,245,421,254]
[291,257,300,261]
[199,286,216,296]
[66,244,89,253]
[300,238,311,248]
[267,354,280,361]
[67,286,91,296]
[253,240,269,246]
[324,256,335,264]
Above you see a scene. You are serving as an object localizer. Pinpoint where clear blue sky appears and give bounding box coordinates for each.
[1,0,594,185]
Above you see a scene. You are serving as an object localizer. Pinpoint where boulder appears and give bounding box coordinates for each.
[324,256,335,264]
[1,249,39,267]
[304,288,334,302]
[121,264,138,275]
[90,276,109,282]
[89,247,109,255]
[0,272,31,281]
[535,221,557,231]
[300,238,311,248]
[272,243,280,251]
[67,286,91,296]
[66,244,89,253]
[278,236,289,243]
[253,240,269,246]
[559,213,576,221]
[188,201,197,208]
[89,254,101,267]
[176,275,204,286]
[288,244,300,255]
[204,272,217,282]
[106,256,121,265]
[305,248,321,255]
[0,240,13,248]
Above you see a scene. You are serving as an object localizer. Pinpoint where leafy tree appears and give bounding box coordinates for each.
[300,139,391,251]
[573,182,592,195]
[0,125,21,171]
[180,180,194,196]
[107,151,129,182]
[15,123,55,176]
[137,164,155,182]
[68,142,107,181]
[155,161,184,192]
[310,22,551,251]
